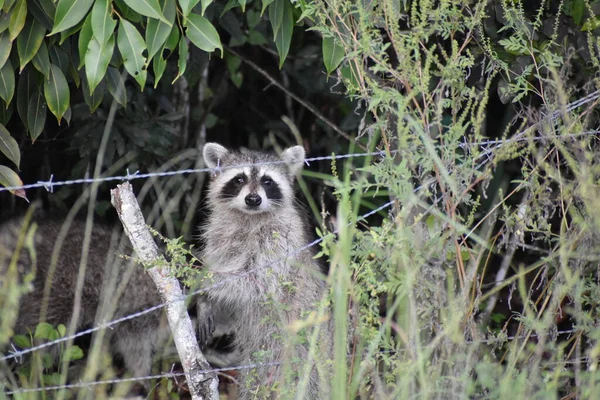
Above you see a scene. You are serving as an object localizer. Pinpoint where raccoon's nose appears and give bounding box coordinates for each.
[245,193,262,207]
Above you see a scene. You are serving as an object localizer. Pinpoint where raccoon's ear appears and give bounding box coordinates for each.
[203,143,229,169]
[281,145,306,175]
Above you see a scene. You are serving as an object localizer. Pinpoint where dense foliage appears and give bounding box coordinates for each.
[1,0,600,398]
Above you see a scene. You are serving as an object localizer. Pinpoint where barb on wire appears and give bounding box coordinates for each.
[0,200,396,363]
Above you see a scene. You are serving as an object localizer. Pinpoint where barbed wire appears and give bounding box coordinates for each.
[4,328,582,395]
[4,361,283,395]
[0,151,392,193]
[2,126,599,195]
[0,199,396,363]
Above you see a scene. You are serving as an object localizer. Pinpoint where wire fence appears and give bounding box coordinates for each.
[4,328,583,395]
[2,91,600,395]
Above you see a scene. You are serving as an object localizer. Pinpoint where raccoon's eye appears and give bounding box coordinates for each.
[262,178,272,186]
[236,176,245,184]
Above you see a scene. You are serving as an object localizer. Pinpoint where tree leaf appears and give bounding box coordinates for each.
[8,0,26,41]
[0,99,12,125]
[0,58,15,105]
[27,89,46,142]
[59,18,84,45]
[28,0,55,30]
[49,45,70,77]
[0,164,27,200]
[43,64,70,123]
[261,0,275,16]
[0,122,20,167]
[173,35,188,83]
[17,17,46,72]
[122,0,170,25]
[0,31,11,69]
[200,0,212,15]
[152,26,179,86]
[117,19,147,89]
[85,35,114,94]
[274,0,292,69]
[106,66,126,107]
[78,13,93,69]
[82,77,104,113]
[184,13,222,55]
[113,0,142,23]
[179,0,201,16]
[0,11,10,34]
[268,0,283,37]
[32,39,50,77]
[91,0,117,45]
[51,0,94,35]
[146,0,176,62]
[16,66,41,130]
[322,37,344,76]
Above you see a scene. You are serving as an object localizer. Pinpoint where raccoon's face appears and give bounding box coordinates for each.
[203,143,305,215]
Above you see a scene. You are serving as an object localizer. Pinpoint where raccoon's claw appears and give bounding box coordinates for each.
[197,301,215,347]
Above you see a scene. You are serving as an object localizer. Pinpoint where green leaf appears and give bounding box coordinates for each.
[91,0,117,45]
[179,0,201,16]
[43,64,70,123]
[322,37,344,76]
[17,18,46,72]
[34,322,54,340]
[582,16,600,32]
[152,26,179,86]
[117,19,147,89]
[0,122,20,167]
[238,0,246,12]
[0,58,15,105]
[27,89,46,142]
[28,0,54,30]
[200,0,212,15]
[146,0,176,62]
[0,12,10,34]
[0,164,26,200]
[273,0,292,68]
[12,334,31,349]
[122,0,170,25]
[261,0,275,16]
[113,0,142,23]
[106,67,126,107]
[85,35,114,94]
[49,45,70,77]
[59,18,84,45]
[0,99,12,125]
[17,66,41,129]
[173,35,188,83]
[82,77,104,112]
[8,0,26,41]
[268,0,283,37]
[184,13,222,55]
[51,0,94,35]
[78,13,93,69]
[0,31,11,69]
[32,40,50,77]
[63,345,84,361]
[57,324,66,337]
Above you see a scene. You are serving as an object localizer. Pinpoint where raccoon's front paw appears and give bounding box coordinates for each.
[196,300,214,347]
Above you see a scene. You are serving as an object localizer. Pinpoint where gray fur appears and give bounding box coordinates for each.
[200,143,332,399]
[0,216,172,381]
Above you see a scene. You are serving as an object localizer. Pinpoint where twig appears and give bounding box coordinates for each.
[110,182,218,400]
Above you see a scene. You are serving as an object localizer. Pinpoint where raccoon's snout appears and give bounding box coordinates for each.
[245,193,262,207]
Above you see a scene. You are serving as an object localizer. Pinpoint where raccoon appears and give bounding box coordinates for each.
[0,215,173,385]
[200,143,332,399]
